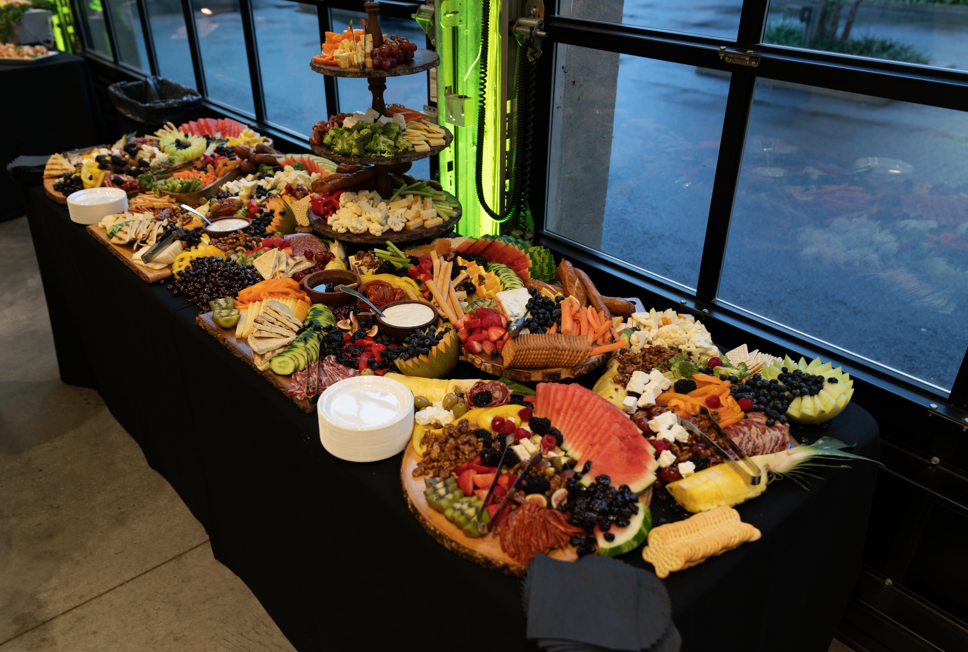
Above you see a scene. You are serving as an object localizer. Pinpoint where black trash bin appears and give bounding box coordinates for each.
[107,76,203,134]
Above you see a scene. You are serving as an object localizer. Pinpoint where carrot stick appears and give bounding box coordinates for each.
[590,340,629,356]
[578,307,589,338]
[586,306,600,331]
[561,301,572,334]
[592,320,612,344]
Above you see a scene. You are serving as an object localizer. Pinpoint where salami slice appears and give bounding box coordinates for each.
[306,360,319,399]
[724,412,793,456]
[465,381,511,408]
[288,369,307,400]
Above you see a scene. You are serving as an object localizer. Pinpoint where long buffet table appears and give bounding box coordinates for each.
[20,178,880,652]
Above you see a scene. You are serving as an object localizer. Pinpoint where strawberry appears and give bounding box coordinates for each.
[468,333,487,343]
[464,340,484,354]
[457,470,477,496]
[487,326,505,342]
[458,328,470,343]
[482,340,496,356]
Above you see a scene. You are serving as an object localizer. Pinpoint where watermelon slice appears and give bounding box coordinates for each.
[277,154,335,176]
[178,117,247,138]
[455,239,476,254]
[579,435,656,493]
[595,504,650,557]
[477,239,506,260]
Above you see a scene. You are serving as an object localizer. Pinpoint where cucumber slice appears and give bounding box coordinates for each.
[270,354,297,376]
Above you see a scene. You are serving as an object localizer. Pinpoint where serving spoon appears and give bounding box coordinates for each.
[179,203,213,226]
[337,285,386,318]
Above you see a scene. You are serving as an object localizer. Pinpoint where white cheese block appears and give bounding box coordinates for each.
[648,411,678,433]
[519,437,538,455]
[649,369,672,391]
[377,115,391,125]
[636,391,656,408]
[626,370,650,395]
[622,395,638,414]
[364,108,380,124]
[657,450,676,468]
[495,287,531,322]
[511,444,531,462]
[678,461,696,478]
[342,115,360,129]
[668,423,690,444]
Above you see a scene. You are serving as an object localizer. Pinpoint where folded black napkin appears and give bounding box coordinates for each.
[523,554,679,652]
[6,155,51,176]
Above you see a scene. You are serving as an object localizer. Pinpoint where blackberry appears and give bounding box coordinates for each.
[595,474,611,486]
[528,416,551,435]
[674,379,698,394]
[583,460,593,473]
[480,447,501,467]
[603,532,615,542]
[689,455,709,471]
[503,447,521,467]
[548,427,563,447]
[471,389,493,407]
[523,476,550,495]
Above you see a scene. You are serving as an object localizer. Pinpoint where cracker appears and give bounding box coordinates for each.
[642,506,759,578]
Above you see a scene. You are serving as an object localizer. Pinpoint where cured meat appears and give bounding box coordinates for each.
[465,381,510,408]
[494,503,584,566]
[287,355,358,401]
[288,369,307,399]
[319,355,358,392]
[357,280,405,309]
[306,360,319,399]
[724,412,793,456]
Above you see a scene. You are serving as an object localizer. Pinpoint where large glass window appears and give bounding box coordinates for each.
[106,0,149,70]
[559,0,745,40]
[144,0,196,90]
[253,1,326,135]
[79,0,113,58]
[719,81,968,390]
[330,8,430,178]
[764,0,968,70]
[191,0,255,114]
[546,46,730,289]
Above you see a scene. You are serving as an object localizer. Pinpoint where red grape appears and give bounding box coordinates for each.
[304,250,315,261]
[409,42,417,52]
[371,56,382,68]
[381,59,391,70]
[378,45,389,57]
[388,42,399,55]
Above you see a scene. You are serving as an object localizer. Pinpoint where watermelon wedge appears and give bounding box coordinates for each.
[578,435,655,493]
[455,239,477,254]
[277,153,336,176]
[178,117,247,138]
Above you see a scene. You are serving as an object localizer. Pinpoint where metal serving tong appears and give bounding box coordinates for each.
[475,437,542,532]
[678,406,762,486]
[139,226,186,264]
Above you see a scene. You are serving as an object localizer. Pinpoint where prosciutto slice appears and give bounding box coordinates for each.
[724,412,794,456]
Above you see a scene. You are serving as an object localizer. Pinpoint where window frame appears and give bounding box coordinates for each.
[534,0,968,414]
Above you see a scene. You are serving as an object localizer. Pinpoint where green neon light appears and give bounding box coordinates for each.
[435,0,502,239]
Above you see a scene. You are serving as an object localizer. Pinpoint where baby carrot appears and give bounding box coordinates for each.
[561,300,572,334]
[590,340,629,356]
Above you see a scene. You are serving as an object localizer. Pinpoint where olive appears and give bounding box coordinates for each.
[414,395,431,409]
[450,401,468,419]
[441,393,459,410]
[360,368,375,376]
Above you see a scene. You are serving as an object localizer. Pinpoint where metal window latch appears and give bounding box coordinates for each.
[412,3,436,45]
[513,0,545,63]
[719,46,760,67]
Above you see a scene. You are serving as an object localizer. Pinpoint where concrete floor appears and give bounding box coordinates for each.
[0,215,294,651]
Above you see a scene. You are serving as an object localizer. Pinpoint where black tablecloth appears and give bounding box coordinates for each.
[2,53,104,222]
[20,179,880,652]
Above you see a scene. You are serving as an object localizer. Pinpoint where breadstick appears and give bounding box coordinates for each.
[426,279,457,323]
[404,287,420,302]
[447,278,464,320]
[453,271,468,286]
[431,251,440,283]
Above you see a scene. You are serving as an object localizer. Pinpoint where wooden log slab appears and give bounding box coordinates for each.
[400,444,577,577]
[45,177,140,205]
[309,47,440,78]
[308,196,461,245]
[195,311,315,414]
[85,225,172,284]
[310,125,452,165]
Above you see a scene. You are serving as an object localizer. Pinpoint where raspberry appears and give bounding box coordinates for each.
[490,416,505,431]
[705,394,722,409]
[500,420,517,435]
[541,434,557,450]
[514,427,530,442]
[708,357,724,368]
[738,398,755,412]
[517,406,533,422]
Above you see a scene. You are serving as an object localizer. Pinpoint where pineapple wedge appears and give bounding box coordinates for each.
[666,457,769,513]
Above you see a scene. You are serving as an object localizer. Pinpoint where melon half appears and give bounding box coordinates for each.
[759,356,854,425]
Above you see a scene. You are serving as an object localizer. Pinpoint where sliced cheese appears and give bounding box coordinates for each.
[427,137,446,147]
[423,217,443,229]
[413,143,431,152]
[406,218,424,230]
[235,309,248,339]
[422,197,432,211]
[419,208,438,221]
[388,198,410,211]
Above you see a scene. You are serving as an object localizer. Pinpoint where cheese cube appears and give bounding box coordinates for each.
[636,391,657,408]
[409,195,420,209]
[342,114,360,129]
[364,108,380,124]
[519,437,538,456]
[423,217,443,228]
[622,395,638,414]
[678,461,696,478]
[511,444,531,462]
[648,411,678,433]
[365,57,372,69]
[377,115,391,126]
[422,197,432,211]
[419,208,437,221]
[338,52,352,68]
[406,218,424,230]
[626,370,650,395]
[657,450,676,468]
[649,369,672,391]
[388,198,409,211]
[668,424,690,444]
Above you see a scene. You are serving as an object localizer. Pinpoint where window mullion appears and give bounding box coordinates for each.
[180,0,207,97]
[100,0,120,65]
[736,0,771,48]
[694,71,755,305]
[238,0,266,121]
[134,0,159,76]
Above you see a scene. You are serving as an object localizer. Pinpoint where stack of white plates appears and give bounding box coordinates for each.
[317,375,415,462]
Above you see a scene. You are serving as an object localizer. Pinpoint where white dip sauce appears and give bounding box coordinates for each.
[382,303,434,327]
[330,388,402,427]
[209,218,248,231]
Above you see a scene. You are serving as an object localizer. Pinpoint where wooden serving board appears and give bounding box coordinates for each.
[85,225,172,284]
[45,177,140,205]
[309,48,439,78]
[400,444,577,577]
[196,312,315,414]
[308,196,461,245]
[310,126,452,165]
